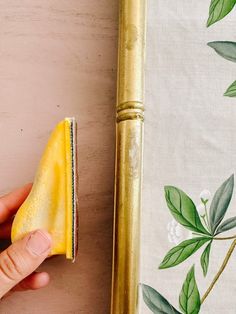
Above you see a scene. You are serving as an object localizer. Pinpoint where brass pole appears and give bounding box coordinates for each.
[111,0,146,313]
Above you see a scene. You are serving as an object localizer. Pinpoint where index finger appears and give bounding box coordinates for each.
[0,183,32,224]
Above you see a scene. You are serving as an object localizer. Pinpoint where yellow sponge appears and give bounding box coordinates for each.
[11,118,78,260]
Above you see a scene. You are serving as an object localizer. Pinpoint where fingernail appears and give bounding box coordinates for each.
[26,230,52,256]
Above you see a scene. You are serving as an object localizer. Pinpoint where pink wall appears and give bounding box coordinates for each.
[0,1,117,313]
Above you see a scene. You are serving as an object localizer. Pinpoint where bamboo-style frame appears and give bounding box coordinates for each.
[111,1,147,313]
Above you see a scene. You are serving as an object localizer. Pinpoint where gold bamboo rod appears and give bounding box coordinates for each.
[111,0,146,313]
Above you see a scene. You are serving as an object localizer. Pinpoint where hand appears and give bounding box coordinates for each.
[0,184,52,299]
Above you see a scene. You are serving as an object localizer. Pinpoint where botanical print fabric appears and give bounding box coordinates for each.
[141,1,236,313]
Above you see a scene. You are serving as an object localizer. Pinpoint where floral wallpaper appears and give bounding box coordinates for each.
[141,1,236,313]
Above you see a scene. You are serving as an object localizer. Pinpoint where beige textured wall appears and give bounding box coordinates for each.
[0,1,117,313]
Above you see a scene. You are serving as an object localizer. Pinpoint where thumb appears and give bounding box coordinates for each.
[0,230,51,298]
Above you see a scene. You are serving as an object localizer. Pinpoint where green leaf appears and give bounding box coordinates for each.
[209,174,234,234]
[179,266,201,314]
[224,80,236,97]
[207,0,236,27]
[208,41,236,63]
[164,186,210,235]
[216,216,236,234]
[159,237,211,269]
[142,284,181,314]
[200,241,212,277]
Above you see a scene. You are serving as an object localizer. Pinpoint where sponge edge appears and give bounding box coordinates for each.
[65,117,78,261]
[67,117,78,261]
[11,118,78,261]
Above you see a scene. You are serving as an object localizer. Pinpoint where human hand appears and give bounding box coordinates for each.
[0,184,52,299]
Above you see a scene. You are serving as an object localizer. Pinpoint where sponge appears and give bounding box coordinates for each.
[11,118,78,261]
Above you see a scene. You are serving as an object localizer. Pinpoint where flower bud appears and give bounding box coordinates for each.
[199,189,211,203]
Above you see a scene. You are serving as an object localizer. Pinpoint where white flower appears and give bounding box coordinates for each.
[167,219,191,245]
[196,203,206,216]
[199,190,211,203]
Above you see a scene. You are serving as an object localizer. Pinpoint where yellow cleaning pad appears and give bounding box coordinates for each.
[11,118,78,260]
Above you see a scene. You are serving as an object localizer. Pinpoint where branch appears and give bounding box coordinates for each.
[214,235,236,240]
[201,239,236,304]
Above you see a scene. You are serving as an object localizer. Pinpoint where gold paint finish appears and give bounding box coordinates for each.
[111,0,146,313]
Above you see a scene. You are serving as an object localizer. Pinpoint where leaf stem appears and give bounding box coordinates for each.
[213,235,236,240]
[202,215,208,231]
[201,239,236,304]
[191,233,236,241]
[192,232,212,238]
[204,203,210,231]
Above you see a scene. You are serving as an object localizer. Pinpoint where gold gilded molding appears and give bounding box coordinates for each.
[111,0,146,313]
